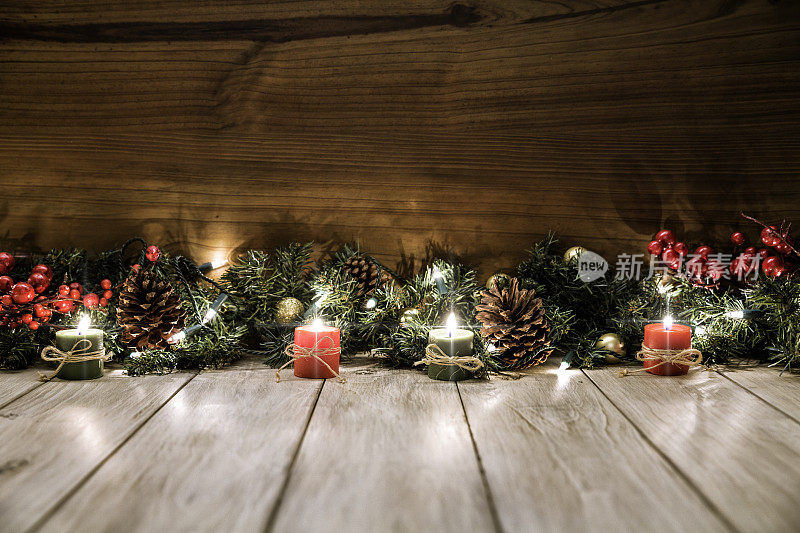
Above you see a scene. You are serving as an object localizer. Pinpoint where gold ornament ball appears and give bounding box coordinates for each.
[275,297,305,325]
[595,333,626,363]
[563,246,587,264]
[399,307,420,325]
[486,272,511,291]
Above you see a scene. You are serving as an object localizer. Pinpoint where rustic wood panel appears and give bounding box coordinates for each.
[0,371,194,532]
[720,367,800,423]
[585,367,800,533]
[459,363,729,532]
[0,367,42,408]
[0,0,799,274]
[39,367,321,533]
[270,362,496,532]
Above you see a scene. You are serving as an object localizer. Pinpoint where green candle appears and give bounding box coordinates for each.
[54,316,104,380]
[427,313,474,381]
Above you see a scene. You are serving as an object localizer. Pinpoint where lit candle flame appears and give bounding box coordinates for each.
[77,314,90,334]
[312,318,325,330]
[446,312,457,337]
[663,315,674,331]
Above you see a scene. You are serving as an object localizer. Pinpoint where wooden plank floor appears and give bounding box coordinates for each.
[1,358,799,533]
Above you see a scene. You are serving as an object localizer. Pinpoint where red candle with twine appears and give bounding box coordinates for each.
[293,319,340,379]
[642,317,692,375]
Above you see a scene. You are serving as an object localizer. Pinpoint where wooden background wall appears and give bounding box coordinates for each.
[1,0,799,276]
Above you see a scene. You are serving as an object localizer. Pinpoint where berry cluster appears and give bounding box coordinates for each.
[647,223,797,288]
[0,251,118,330]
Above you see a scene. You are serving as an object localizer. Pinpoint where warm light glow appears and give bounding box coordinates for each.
[169,331,186,344]
[77,314,90,334]
[432,266,443,280]
[130,351,142,359]
[559,361,569,372]
[211,257,228,270]
[446,312,457,336]
[663,315,674,331]
[312,318,325,330]
[366,298,377,310]
[726,310,744,319]
[203,308,218,323]
[695,326,707,337]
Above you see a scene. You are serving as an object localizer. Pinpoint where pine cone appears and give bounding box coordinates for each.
[117,269,187,350]
[475,277,551,370]
[343,254,379,296]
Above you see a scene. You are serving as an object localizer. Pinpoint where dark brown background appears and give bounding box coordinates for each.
[1,0,799,276]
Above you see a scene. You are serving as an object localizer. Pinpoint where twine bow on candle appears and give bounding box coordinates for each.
[38,339,109,382]
[277,336,345,383]
[413,343,485,373]
[619,345,703,377]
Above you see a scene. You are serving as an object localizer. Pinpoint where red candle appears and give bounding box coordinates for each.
[293,320,340,379]
[643,319,692,375]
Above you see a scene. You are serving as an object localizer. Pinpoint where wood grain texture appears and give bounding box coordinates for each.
[459,364,728,532]
[0,367,42,408]
[720,367,800,423]
[0,370,193,533]
[39,368,321,533]
[585,367,800,533]
[0,0,799,274]
[270,363,496,532]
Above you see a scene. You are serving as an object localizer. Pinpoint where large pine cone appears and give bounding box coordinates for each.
[475,277,551,370]
[117,269,187,350]
[343,254,379,296]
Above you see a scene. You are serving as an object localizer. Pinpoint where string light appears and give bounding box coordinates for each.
[203,294,229,324]
[168,293,228,344]
[725,310,744,319]
[365,297,377,309]
[432,266,448,295]
[197,257,228,274]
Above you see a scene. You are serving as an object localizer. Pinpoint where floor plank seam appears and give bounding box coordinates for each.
[580,370,741,533]
[263,379,325,533]
[0,382,45,410]
[26,372,200,533]
[715,371,800,426]
[456,383,505,533]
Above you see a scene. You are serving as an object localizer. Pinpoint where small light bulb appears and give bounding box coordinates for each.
[558,361,569,372]
[432,266,443,280]
[203,308,217,324]
[366,298,377,309]
[169,331,186,344]
[211,257,228,269]
[663,315,674,331]
[725,310,744,319]
[130,351,142,359]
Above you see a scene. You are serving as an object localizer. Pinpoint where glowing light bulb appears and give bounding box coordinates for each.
[366,298,377,309]
[169,331,186,344]
[725,310,744,319]
[211,257,228,270]
[203,308,218,323]
[77,314,90,334]
[663,315,674,331]
[558,361,569,372]
[313,318,325,330]
[432,266,443,280]
[130,351,142,359]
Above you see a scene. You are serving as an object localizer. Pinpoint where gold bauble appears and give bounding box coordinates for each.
[399,307,420,325]
[563,246,587,264]
[595,333,626,363]
[485,272,511,291]
[275,297,304,325]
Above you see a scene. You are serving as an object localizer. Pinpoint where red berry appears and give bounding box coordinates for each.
[99,297,108,307]
[763,256,782,276]
[647,240,662,256]
[758,248,770,258]
[11,282,35,304]
[28,321,39,331]
[662,249,681,269]
[745,246,757,255]
[731,232,746,246]
[775,241,792,254]
[100,279,112,290]
[31,264,53,280]
[33,303,45,317]
[58,285,70,296]
[694,245,714,258]
[761,226,780,247]
[1,294,12,307]
[673,242,688,255]
[0,252,14,275]
[773,266,787,278]
[146,245,161,262]
[28,272,48,288]
[655,230,676,246]
[34,284,46,294]
[69,282,83,293]
[55,300,74,313]
[103,290,113,300]
[0,276,12,293]
[21,313,32,325]
[83,293,100,308]
[69,289,81,300]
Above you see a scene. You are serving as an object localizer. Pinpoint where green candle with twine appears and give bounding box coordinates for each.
[51,314,105,380]
[425,313,478,381]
